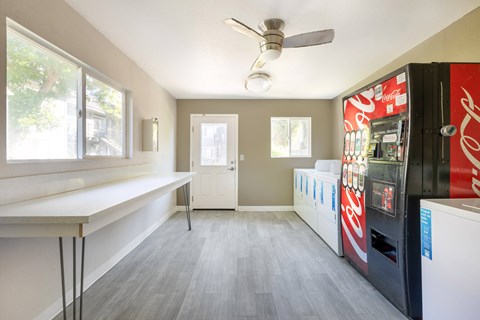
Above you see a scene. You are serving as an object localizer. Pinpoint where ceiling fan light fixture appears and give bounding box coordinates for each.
[224,17,335,73]
[245,72,272,93]
[262,48,281,61]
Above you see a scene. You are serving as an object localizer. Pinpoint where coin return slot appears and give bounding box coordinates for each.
[371,228,397,263]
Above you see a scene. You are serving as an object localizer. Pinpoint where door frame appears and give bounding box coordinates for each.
[189,114,239,210]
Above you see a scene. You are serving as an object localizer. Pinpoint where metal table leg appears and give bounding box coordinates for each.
[80,237,85,320]
[73,238,76,320]
[182,183,192,230]
[58,237,86,320]
[59,238,67,320]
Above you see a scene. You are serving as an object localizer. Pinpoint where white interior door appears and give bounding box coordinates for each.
[190,114,238,209]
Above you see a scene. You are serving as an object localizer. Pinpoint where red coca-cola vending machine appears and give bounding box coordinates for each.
[341,63,480,319]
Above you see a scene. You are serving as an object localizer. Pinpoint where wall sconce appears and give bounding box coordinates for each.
[142,118,158,151]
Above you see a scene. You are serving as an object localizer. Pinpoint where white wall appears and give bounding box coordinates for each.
[0,1,177,319]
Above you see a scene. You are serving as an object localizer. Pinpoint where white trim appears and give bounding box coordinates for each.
[176,205,294,212]
[237,206,294,212]
[125,92,134,159]
[174,205,189,212]
[33,207,177,320]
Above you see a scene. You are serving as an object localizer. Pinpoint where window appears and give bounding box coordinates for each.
[200,123,227,166]
[6,21,128,161]
[271,117,311,158]
[85,75,125,157]
[6,29,78,160]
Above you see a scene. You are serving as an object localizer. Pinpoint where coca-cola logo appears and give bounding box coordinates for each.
[345,90,374,131]
[459,87,480,197]
[341,189,367,262]
[381,89,401,103]
[348,89,375,112]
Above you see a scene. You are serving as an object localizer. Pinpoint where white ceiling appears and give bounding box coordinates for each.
[65,0,480,99]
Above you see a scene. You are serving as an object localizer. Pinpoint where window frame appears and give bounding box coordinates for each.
[6,19,132,162]
[270,117,312,158]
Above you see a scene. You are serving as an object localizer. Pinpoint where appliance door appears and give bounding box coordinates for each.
[317,174,343,256]
[365,114,408,313]
[447,63,480,198]
[341,68,408,276]
[366,163,407,313]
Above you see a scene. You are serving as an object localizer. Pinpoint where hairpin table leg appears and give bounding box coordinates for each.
[59,238,67,320]
[183,183,192,230]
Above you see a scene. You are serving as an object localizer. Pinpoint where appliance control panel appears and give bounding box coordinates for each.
[367,116,406,162]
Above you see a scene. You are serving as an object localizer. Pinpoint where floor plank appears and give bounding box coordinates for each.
[54,211,407,320]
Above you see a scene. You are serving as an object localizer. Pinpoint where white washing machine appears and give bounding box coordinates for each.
[294,167,343,256]
[316,172,343,256]
[420,199,480,320]
[294,169,317,233]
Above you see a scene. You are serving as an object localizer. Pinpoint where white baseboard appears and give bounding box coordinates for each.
[175,206,294,212]
[237,206,294,212]
[34,207,177,320]
[175,205,187,212]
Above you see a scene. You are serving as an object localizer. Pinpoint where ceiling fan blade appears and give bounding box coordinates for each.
[223,18,266,42]
[250,52,268,70]
[283,29,334,48]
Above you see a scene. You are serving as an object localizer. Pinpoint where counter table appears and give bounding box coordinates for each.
[0,172,195,320]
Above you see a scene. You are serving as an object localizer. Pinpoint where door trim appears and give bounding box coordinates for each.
[190,114,238,210]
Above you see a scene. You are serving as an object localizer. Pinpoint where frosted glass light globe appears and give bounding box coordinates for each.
[262,48,281,61]
[244,72,272,93]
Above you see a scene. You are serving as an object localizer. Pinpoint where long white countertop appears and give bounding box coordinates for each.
[0,172,195,237]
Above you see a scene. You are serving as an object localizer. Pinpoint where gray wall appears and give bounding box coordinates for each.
[332,7,480,158]
[177,100,333,206]
[0,1,176,319]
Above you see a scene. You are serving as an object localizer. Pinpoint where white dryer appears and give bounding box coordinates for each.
[316,171,343,256]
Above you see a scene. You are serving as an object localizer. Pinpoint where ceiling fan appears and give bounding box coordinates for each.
[223,18,334,70]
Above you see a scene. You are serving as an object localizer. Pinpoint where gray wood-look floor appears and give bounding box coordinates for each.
[55,211,407,320]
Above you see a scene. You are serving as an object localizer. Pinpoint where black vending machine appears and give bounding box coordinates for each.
[341,63,480,319]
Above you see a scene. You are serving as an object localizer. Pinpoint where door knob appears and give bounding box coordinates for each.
[227,167,235,171]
